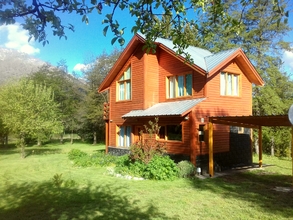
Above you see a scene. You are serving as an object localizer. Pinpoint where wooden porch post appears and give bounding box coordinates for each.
[258,126,262,168]
[105,121,109,154]
[291,127,293,186]
[208,122,214,177]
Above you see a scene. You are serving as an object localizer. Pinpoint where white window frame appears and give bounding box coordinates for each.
[220,72,239,96]
[118,66,131,101]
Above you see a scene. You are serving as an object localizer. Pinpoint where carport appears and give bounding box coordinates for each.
[208,115,293,184]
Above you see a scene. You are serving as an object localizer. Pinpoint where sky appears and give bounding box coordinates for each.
[0,3,293,75]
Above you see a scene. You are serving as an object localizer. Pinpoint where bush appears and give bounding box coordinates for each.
[68,149,117,167]
[177,160,195,178]
[144,155,179,180]
[68,149,88,161]
[129,117,166,164]
[114,155,178,180]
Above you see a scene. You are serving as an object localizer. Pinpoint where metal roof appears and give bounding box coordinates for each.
[204,48,239,72]
[122,98,206,118]
[148,34,240,73]
[155,36,212,71]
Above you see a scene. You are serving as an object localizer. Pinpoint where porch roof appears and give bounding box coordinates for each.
[122,98,205,118]
[209,115,291,128]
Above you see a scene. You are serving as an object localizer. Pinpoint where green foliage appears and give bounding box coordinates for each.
[115,154,178,180]
[77,49,121,144]
[129,117,166,164]
[177,160,196,178]
[0,79,63,157]
[68,149,117,167]
[144,155,179,180]
[0,0,288,60]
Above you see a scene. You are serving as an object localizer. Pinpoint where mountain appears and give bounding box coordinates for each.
[0,47,46,85]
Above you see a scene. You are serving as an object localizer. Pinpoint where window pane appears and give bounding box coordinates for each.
[220,73,225,95]
[125,67,131,79]
[119,75,124,81]
[186,74,192,96]
[119,83,124,100]
[126,81,131,100]
[177,75,184,96]
[159,126,166,139]
[227,74,232,95]
[233,75,239,96]
[169,76,175,98]
[119,127,124,146]
[125,126,131,147]
[167,125,182,141]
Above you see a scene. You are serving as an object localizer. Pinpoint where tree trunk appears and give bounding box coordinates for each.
[37,137,42,146]
[4,134,8,147]
[254,136,259,155]
[93,131,97,145]
[71,130,74,144]
[271,137,274,156]
[19,136,25,159]
[60,133,64,144]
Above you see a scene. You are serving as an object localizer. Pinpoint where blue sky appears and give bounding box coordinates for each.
[0,3,293,75]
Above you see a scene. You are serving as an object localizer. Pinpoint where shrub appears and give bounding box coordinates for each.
[144,155,179,180]
[177,160,196,178]
[68,149,118,167]
[68,149,88,161]
[129,117,166,164]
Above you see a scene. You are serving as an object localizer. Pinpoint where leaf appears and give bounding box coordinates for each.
[103,26,109,36]
[111,37,117,45]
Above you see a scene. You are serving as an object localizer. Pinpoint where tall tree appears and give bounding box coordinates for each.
[0,79,63,158]
[29,63,84,143]
[0,0,289,59]
[77,48,121,144]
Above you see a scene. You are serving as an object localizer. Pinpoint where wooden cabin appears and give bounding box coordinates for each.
[98,33,264,171]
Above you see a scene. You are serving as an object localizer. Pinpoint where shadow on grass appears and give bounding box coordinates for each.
[190,171,293,219]
[0,181,172,220]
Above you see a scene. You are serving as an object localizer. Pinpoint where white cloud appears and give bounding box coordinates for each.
[73,63,87,72]
[73,63,94,72]
[0,23,40,55]
[283,50,293,72]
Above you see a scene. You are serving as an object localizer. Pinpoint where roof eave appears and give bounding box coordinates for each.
[98,34,145,93]
[208,49,264,86]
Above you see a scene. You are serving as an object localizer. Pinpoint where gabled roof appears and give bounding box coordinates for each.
[98,33,264,92]
[122,98,205,118]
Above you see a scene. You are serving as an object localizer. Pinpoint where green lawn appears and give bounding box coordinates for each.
[1,142,293,220]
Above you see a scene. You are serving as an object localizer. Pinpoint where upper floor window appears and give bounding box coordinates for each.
[167,74,192,98]
[118,126,132,147]
[118,66,131,100]
[220,72,239,96]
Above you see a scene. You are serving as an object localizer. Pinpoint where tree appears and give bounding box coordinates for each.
[29,63,85,144]
[0,0,289,60]
[0,79,63,158]
[77,48,121,144]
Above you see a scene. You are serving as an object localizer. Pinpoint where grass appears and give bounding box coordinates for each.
[0,142,293,219]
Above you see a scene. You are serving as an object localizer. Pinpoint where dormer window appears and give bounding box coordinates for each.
[167,73,192,98]
[220,72,239,96]
[118,66,131,100]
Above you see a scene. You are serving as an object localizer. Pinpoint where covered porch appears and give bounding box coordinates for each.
[208,115,293,184]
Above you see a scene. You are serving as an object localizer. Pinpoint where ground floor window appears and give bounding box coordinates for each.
[159,125,182,141]
[118,126,131,147]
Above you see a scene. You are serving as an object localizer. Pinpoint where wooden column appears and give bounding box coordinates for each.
[105,121,109,154]
[208,122,214,177]
[258,126,262,168]
[291,127,293,186]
